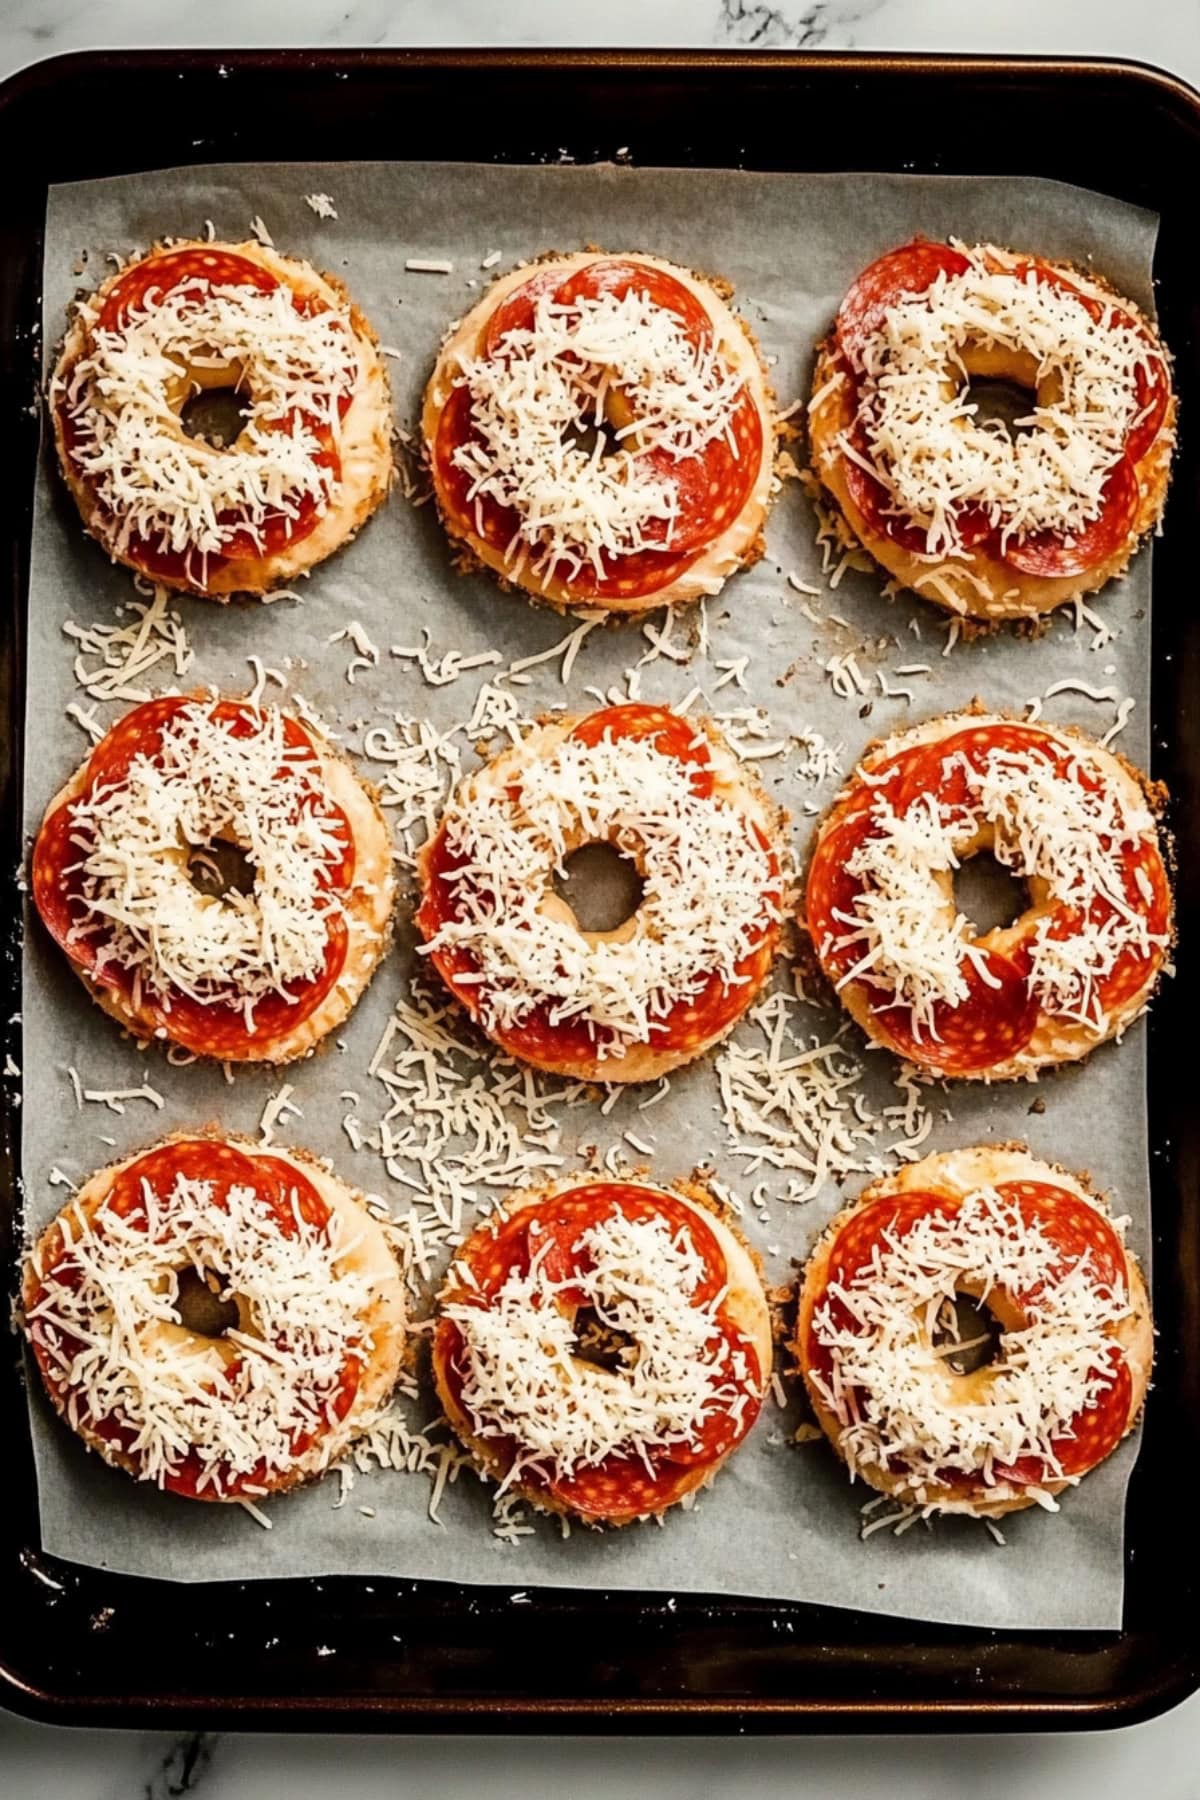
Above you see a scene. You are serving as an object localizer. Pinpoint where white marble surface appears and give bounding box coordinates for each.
[3,0,1200,1793]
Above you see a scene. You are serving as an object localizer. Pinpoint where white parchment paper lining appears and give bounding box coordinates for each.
[20,160,1161,1629]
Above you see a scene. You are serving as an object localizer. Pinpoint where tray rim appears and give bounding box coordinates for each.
[2,42,1200,1735]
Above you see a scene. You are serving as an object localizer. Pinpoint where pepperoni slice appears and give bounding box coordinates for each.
[1036,832,1170,1016]
[1125,353,1171,465]
[1004,258,1105,325]
[431,381,523,549]
[638,392,763,554]
[1000,457,1139,578]
[836,240,972,370]
[841,434,994,558]
[871,947,1038,1075]
[135,916,350,1058]
[97,247,280,331]
[803,1191,959,1384]
[992,1182,1128,1300]
[569,703,714,794]
[896,722,1073,820]
[480,268,565,357]
[554,258,714,346]
[551,542,702,602]
[530,1183,730,1307]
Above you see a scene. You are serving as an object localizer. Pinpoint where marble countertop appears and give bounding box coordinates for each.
[3,2,1200,1795]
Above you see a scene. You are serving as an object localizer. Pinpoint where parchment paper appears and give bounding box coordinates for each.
[21,159,1162,1628]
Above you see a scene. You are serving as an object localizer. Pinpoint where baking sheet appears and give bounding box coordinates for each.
[20,159,1161,1629]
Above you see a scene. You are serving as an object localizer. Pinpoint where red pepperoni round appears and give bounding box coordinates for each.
[896,722,1073,819]
[546,1453,693,1522]
[1125,353,1171,465]
[836,240,973,370]
[1004,258,1104,325]
[841,435,993,558]
[552,541,702,601]
[871,946,1037,1075]
[97,247,280,331]
[431,381,523,549]
[1037,832,1170,1016]
[554,258,714,345]
[803,1191,959,1384]
[637,392,764,555]
[31,699,354,1058]
[1000,456,1139,578]
[992,1181,1127,1300]
[569,703,714,794]
[480,268,566,357]
[529,1183,730,1307]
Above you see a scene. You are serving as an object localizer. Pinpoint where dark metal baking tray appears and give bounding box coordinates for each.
[1,46,1199,1733]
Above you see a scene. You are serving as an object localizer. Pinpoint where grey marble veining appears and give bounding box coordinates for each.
[3,1,1200,1794]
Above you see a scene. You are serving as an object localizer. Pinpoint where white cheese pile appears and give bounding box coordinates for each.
[444,1205,752,1487]
[423,727,779,1058]
[715,991,935,1201]
[809,1185,1131,1497]
[58,270,360,560]
[844,249,1165,556]
[63,701,349,1025]
[24,1169,372,1496]
[449,284,746,581]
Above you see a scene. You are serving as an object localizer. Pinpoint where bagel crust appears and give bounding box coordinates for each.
[51,239,393,599]
[20,1131,406,1501]
[433,1175,772,1525]
[31,695,396,1065]
[794,1144,1152,1520]
[415,704,784,1082]
[803,707,1173,1081]
[421,251,777,615]
[808,243,1175,624]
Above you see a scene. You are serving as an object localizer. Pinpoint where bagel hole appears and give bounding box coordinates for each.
[572,1304,638,1373]
[933,1293,1003,1376]
[180,385,251,449]
[961,376,1037,440]
[953,853,1027,934]
[173,1266,240,1339]
[568,418,621,459]
[554,842,644,934]
[188,841,257,900]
